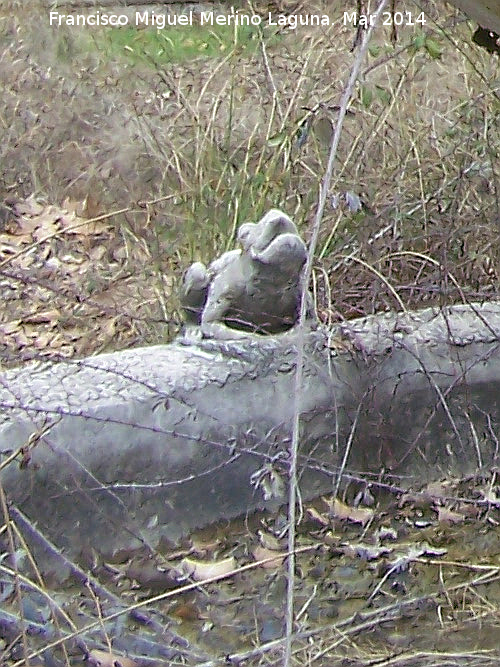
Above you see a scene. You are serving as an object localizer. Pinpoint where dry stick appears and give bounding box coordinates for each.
[338,254,407,312]
[10,541,319,667]
[293,571,500,667]
[192,562,500,667]
[363,649,496,667]
[9,513,75,666]
[0,483,29,664]
[332,402,363,501]
[0,563,77,632]
[284,3,390,667]
[8,506,205,665]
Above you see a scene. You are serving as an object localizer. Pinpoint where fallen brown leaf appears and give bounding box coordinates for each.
[324,497,375,526]
[436,505,465,524]
[253,545,286,568]
[257,529,284,551]
[181,555,236,581]
[23,308,60,325]
[306,506,330,526]
[0,320,22,334]
[171,601,201,621]
[87,649,136,667]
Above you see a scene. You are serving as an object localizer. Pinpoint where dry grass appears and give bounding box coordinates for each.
[1,0,499,363]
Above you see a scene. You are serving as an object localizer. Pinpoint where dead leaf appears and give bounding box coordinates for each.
[10,215,41,236]
[436,505,465,524]
[257,529,284,551]
[190,533,223,555]
[342,543,392,561]
[33,332,56,349]
[62,196,87,217]
[181,555,236,582]
[32,216,60,241]
[252,545,286,569]
[90,244,108,261]
[0,321,22,335]
[324,497,375,526]
[171,602,201,621]
[425,480,453,499]
[59,211,108,236]
[13,329,30,347]
[103,317,118,339]
[0,237,23,255]
[306,507,330,526]
[87,649,136,667]
[84,191,104,218]
[13,194,44,217]
[23,309,60,325]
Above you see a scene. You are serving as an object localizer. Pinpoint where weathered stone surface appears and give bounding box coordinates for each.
[181,209,312,339]
[449,0,500,35]
[0,331,333,558]
[1,302,500,562]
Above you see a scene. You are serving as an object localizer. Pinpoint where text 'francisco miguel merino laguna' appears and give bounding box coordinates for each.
[48,11,332,29]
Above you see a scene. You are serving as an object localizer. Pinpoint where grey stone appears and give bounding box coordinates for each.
[1,210,500,562]
[181,209,312,340]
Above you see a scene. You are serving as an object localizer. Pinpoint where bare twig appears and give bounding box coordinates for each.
[285,3,390,666]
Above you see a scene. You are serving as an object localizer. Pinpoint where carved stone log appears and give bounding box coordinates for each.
[1,302,500,562]
[449,0,500,35]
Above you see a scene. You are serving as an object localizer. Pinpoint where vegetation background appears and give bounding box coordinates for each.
[1,0,498,367]
[0,2,499,666]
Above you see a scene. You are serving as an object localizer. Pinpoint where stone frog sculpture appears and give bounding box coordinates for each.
[181,209,316,340]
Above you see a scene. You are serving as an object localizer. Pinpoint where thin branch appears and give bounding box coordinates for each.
[285,2,390,666]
